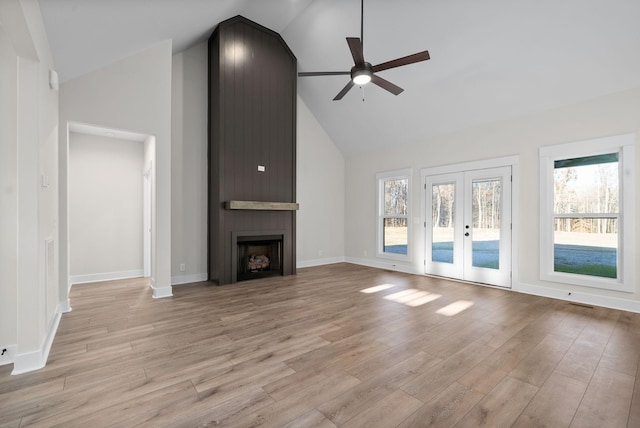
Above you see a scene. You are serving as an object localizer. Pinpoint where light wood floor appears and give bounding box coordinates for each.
[1,263,639,427]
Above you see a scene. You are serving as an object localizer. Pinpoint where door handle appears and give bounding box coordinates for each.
[465,232,470,237]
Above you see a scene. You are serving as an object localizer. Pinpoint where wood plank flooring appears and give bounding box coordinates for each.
[1,263,639,427]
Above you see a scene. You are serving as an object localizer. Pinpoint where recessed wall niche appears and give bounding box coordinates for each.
[208,16,297,285]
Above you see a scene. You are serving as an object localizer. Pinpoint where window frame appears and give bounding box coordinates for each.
[376,168,412,261]
[539,134,635,292]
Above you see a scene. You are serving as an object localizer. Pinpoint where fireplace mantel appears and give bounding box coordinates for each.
[225,200,299,211]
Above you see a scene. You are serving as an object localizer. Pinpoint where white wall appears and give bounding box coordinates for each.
[0,19,20,362]
[59,41,173,298]
[345,86,640,312]
[297,96,346,266]
[69,133,144,281]
[0,0,61,372]
[171,43,208,284]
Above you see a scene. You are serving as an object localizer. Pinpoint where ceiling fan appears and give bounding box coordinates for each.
[298,0,430,100]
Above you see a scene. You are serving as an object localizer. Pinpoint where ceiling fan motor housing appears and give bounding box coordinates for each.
[351,62,373,84]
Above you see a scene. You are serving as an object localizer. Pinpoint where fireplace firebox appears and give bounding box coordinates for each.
[236,235,283,282]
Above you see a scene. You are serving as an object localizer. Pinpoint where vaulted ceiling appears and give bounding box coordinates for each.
[40,0,640,155]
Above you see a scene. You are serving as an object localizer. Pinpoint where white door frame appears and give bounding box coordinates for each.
[421,156,519,288]
[143,166,152,278]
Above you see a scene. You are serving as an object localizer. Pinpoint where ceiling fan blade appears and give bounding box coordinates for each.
[372,50,430,73]
[346,37,365,66]
[298,71,350,77]
[333,80,355,101]
[371,74,404,96]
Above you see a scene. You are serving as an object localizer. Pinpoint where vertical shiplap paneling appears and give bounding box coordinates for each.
[209,16,297,284]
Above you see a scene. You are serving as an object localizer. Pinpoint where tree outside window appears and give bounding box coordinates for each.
[377,170,411,259]
[553,154,619,278]
[540,134,634,292]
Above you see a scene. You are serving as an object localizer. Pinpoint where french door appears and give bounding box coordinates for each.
[425,166,512,287]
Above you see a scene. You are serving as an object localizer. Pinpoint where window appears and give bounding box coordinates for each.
[377,169,411,259]
[540,134,635,291]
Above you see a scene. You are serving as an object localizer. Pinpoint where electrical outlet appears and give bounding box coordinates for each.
[179,263,186,272]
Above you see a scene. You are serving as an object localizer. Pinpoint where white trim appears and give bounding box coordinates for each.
[171,273,208,286]
[345,257,422,276]
[143,171,152,278]
[513,280,640,314]
[70,269,144,285]
[151,283,173,299]
[376,168,412,261]
[297,257,346,269]
[420,156,519,289]
[12,310,61,375]
[11,350,43,375]
[59,298,72,313]
[539,134,635,292]
[539,134,635,158]
[420,155,520,178]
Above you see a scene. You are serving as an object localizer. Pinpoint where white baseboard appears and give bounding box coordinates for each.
[12,309,61,375]
[151,281,173,299]
[513,281,640,313]
[345,257,422,275]
[297,257,346,269]
[70,269,144,285]
[59,298,72,313]
[171,272,208,286]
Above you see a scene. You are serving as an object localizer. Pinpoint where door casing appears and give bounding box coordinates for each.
[421,156,518,289]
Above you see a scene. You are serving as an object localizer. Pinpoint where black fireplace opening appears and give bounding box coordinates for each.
[236,235,283,281]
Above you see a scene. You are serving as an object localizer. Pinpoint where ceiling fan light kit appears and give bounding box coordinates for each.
[352,63,373,85]
[299,0,430,100]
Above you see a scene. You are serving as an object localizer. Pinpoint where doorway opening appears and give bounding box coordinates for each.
[422,157,517,288]
[65,122,155,290]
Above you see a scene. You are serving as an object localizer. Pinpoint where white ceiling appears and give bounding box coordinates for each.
[39,0,640,156]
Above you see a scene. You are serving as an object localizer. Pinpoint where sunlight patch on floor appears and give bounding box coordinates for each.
[360,284,396,294]
[383,289,442,307]
[436,300,474,316]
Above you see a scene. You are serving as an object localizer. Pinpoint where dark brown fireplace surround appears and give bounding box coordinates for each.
[208,16,297,285]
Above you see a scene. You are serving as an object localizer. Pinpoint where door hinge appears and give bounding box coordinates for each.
[424,221,427,228]
[424,183,427,190]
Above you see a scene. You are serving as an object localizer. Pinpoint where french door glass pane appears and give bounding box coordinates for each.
[553,217,617,278]
[383,217,408,255]
[472,179,501,269]
[431,183,455,263]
